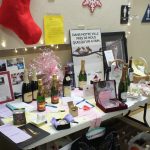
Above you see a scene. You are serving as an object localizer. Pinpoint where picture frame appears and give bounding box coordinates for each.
[101,31,128,78]
[0,71,14,104]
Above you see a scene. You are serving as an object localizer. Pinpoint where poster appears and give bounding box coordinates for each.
[0,71,14,103]
[0,57,25,98]
[6,57,25,98]
[70,29,104,87]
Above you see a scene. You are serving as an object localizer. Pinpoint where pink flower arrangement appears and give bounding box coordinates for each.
[28,48,63,91]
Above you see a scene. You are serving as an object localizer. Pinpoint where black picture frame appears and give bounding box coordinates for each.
[101,31,128,78]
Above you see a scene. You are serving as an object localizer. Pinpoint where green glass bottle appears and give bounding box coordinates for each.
[37,79,46,112]
[78,60,87,90]
[128,56,134,83]
[124,63,130,88]
[118,66,128,102]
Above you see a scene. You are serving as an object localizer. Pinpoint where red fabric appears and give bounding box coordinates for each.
[0,0,42,45]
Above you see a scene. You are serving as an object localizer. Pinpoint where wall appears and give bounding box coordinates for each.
[128,0,150,69]
[0,0,126,49]
[0,0,149,69]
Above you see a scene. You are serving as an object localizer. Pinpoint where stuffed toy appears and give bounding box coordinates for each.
[0,0,42,45]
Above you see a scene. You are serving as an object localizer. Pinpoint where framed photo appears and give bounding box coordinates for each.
[101,31,128,77]
[0,71,14,104]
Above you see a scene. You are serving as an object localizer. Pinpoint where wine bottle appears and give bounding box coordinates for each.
[22,69,32,103]
[78,60,87,90]
[124,63,130,88]
[31,69,38,100]
[67,63,75,90]
[63,66,71,97]
[128,56,134,83]
[118,66,128,102]
[51,74,59,104]
[37,79,45,112]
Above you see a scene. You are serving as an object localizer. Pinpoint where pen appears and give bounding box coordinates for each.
[85,101,95,107]
[46,104,57,108]
[76,99,85,105]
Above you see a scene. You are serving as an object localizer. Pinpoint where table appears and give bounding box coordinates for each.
[24,96,149,150]
[1,95,149,150]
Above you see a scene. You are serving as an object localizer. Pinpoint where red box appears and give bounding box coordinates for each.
[93,80,128,113]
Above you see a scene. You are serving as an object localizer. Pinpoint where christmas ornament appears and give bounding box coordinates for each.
[82,0,102,13]
[28,48,63,91]
[0,0,42,45]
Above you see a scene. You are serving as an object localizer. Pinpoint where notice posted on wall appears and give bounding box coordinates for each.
[0,57,25,98]
[70,29,104,87]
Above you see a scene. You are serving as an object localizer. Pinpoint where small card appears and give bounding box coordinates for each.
[104,50,115,66]
[83,84,94,98]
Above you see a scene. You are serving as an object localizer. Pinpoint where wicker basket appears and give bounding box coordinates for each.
[133,74,150,83]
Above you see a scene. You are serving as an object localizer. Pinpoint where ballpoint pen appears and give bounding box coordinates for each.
[45,104,57,108]
[76,99,85,105]
[85,101,95,107]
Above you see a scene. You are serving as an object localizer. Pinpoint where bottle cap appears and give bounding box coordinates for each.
[32,69,37,81]
[81,60,85,64]
[53,74,57,78]
[38,79,43,85]
[23,68,29,83]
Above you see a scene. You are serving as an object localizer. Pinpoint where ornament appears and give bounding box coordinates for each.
[82,0,102,13]
[28,48,63,91]
[0,0,42,44]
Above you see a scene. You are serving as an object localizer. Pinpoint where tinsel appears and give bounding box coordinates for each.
[28,48,63,91]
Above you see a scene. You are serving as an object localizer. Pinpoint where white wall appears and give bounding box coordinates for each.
[128,0,150,68]
[0,0,127,49]
[0,0,150,68]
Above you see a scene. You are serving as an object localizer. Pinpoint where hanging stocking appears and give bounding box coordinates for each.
[0,0,42,45]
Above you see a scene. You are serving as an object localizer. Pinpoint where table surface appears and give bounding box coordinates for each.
[1,91,149,150]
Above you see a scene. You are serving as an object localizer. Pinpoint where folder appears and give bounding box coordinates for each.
[0,123,50,150]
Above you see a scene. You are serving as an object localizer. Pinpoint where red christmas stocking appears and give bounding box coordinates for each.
[0,0,42,45]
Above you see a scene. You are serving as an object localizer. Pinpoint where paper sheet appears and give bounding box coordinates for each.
[104,50,115,66]
[0,124,31,144]
[44,15,64,44]
[0,104,12,118]
[76,100,94,109]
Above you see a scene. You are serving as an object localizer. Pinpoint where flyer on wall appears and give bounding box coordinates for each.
[70,29,104,87]
[6,57,25,98]
[0,71,14,104]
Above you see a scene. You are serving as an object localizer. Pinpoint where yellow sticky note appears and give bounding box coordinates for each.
[44,15,64,45]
